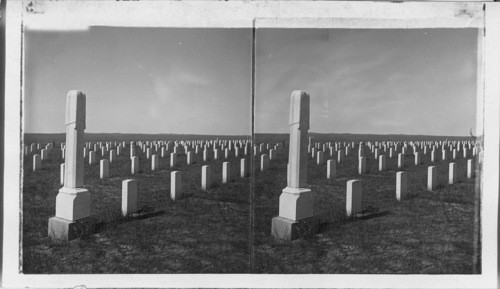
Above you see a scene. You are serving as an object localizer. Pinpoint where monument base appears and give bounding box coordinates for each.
[55,187,91,221]
[271,216,321,241]
[48,216,95,241]
[279,187,313,221]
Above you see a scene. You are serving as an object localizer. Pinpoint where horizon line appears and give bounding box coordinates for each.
[24,132,474,138]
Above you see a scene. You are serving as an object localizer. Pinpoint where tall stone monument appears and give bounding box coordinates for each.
[48,91,91,240]
[272,91,315,240]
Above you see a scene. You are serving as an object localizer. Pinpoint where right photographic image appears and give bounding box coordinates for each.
[252,28,480,274]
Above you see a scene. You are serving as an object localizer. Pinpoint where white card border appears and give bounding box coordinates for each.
[3,1,498,288]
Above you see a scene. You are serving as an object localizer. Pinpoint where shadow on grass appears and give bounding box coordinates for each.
[314,207,390,235]
[90,207,166,236]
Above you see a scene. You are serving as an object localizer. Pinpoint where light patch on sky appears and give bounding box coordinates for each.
[24,27,252,135]
[24,27,477,136]
[255,29,477,136]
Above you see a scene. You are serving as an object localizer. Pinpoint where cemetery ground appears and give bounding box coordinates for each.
[22,134,478,274]
[23,134,251,273]
[254,135,478,274]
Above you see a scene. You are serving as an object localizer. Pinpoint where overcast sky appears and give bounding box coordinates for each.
[25,27,477,136]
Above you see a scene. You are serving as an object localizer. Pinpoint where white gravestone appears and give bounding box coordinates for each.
[122,179,137,216]
[170,153,177,168]
[109,149,115,163]
[89,150,96,165]
[327,159,336,179]
[358,156,366,175]
[346,180,362,217]
[317,151,325,165]
[396,171,407,201]
[201,165,213,190]
[41,149,48,160]
[379,155,386,171]
[33,154,41,171]
[467,159,475,179]
[240,158,249,177]
[151,154,159,171]
[427,166,437,191]
[414,152,421,165]
[337,150,343,163]
[131,156,139,174]
[398,153,404,169]
[100,159,109,178]
[170,171,182,200]
[449,162,457,184]
[222,162,231,184]
[60,163,65,185]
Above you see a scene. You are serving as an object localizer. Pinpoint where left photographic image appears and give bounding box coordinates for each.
[22,27,253,273]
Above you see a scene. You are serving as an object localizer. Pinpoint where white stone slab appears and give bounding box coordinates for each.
[151,154,159,171]
[131,156,139,174]
[427,166,437,191]
[60,163,65,185]
[379,155,386,171]
[467,159,475,178]
[170,171,182,200]
[358,156,366,175]
[100,159,109,178]
[41,149,48,160]
[346,179,362,217]
[240,158,249,177]
[414,152,421,165]
[33,154,41,171]
[327,159,336,179]
[449,162,457,184]
[398,153,404,169]
[396,171,407,201]
[316,151,325,165]
[222,162,231,184]
[89,151,96,165]
[201,165,212,190]
[170,153,177,168]
[122,179,137,216]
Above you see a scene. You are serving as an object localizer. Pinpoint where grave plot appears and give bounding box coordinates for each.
[252,91,478,274]
[23,139,254,273]
[23,93,254,274]
[22,91,478,274]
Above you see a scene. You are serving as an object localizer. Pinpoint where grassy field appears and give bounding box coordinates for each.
[22,134,479,274]
[23,138,251,273]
